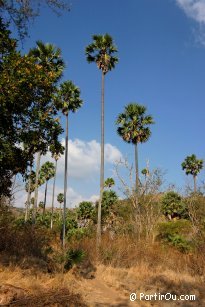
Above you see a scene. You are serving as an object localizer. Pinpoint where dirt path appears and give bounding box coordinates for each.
[80,275,137,307]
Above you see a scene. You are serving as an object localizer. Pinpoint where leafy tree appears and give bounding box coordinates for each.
[0,0,70,39]
[0,20,63,197]
[182,154,203,193]
[104,178,115,189]
[40,161,55,215]
[85,34,118,246]
[161,191,188,220]
[116,103,154,194]
[56,80,83,247]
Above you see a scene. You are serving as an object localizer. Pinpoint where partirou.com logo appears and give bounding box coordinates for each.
[130,292,196,302]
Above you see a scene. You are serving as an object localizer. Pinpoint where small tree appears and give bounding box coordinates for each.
[182,154,203,193]
[161,191,188,220]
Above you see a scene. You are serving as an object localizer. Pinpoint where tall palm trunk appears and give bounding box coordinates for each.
[25,164,32,221]
[135,143,139,195]
[97,71,105,247]
[33,151,41,223]
[63,113,69,247]
[193,175,197,193]
[51,159,58,229]
[43,180,48,216]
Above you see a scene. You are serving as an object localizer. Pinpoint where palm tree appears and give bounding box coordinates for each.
[57,193,64,210]
[28,40,64,80]
[25,167,35,221]
[104,177,115,189]
[56,80,83,247]
[50,142,64,229]
[116,103,154,194]
[40,161,55,216]
[57,193,64,222]
[182,154,203,193]
[85,34,118,246]
[28,41,64,223]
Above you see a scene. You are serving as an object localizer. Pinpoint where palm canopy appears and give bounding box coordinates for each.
[116,103,154,145]
[181,154,203,177]
[56,80,83,115]
[28,40,64,78]
[57,193,64,204]
[40,161,55,182]
[85,34,118,74]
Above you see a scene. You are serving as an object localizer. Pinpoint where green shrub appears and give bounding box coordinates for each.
[161,191,188,220]
[77,201,95,220]
[157,220,192,252]
[64,248,85,270]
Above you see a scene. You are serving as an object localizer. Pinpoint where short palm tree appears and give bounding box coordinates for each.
[85,34,118,246]
[40,161,55,215]
[56,80,83,247]
[104,177,115,189]
[182,154,203,193]
[57,193,64,209]
[116,103,154,194]
[29,41,64,223]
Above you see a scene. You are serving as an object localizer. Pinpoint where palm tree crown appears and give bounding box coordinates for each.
[116,103,154,145]
[40,161,55,182]
[57,80,83,115]
[85,34,118,74]
[29,40,64,79]
[181,154,203,177]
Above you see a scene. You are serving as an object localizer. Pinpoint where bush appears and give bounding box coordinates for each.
[77,201,95,220]
[157,220,193,252]
[161,191,188,220]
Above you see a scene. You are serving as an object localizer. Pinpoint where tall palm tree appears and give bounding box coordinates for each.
[28,41,64,223]
[85,34,118,246]
[40,161,55,216]
[25,166,35,221]
[116,103,154,194]
[56,80,83,247]
[181,154,203,193]
[50,142,64,229]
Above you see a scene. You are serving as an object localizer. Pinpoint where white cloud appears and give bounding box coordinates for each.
[176,0,205,45]
[41,138,122,179]
[176,0,205,23]
[15,184,99,209]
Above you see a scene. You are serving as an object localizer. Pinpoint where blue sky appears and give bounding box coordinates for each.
[13,0,205,207]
